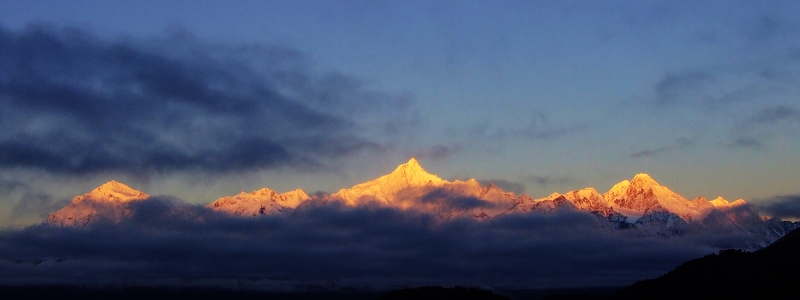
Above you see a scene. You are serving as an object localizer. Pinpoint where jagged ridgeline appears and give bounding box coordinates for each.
[45,159,798,247]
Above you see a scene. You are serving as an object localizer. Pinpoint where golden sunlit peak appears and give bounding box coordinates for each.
[631,173,658,185]
[90,180,148,200]
[95,180,133,192]
[392,157,426,174]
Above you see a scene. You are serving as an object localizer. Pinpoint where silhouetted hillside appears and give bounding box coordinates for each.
[539,227,800,300]
[613,227,800,299]
[377,286,510,300]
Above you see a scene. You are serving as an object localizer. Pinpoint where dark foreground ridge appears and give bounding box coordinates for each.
[542,227,800,300]
[612,227,800,299]
[377,286,510,300]
[0,286,381,300]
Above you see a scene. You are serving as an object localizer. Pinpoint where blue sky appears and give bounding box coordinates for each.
[1,0,799,227]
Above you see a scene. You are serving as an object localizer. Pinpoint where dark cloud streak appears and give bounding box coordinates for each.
[0,24,412,176]
[478,179,525,195]
[526,175,576,187]
[747,105,800,124]
[728,105,800,149]
[654,71,714,105]
[630,137,696,159]
[409,144,462,161]
[491,114,585,142]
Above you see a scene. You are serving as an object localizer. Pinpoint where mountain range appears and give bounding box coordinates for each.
[44,158,798,246]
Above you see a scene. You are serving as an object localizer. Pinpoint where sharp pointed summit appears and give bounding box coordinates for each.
[332,158,445,206]
[631,173,659,186]
[90,180,148,201]
[388,158,433,180]
[404,157,421,168]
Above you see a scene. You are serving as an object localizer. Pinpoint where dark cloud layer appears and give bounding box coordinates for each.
[0,198,728,290]
[0,24,413,176]
[755,194,800,219]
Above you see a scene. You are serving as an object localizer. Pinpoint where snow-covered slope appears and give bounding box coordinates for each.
[331,158,445,206]
[601,174,716,221]
[44,181,149,226]
[209,187,310,216]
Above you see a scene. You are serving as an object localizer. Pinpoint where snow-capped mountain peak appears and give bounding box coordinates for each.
[605,180,630,203]
[84,180,149,203]
[44,181,149,226]
[631,173,657,184]
[710,196,748,209]
[332,158,445,205]
[209,186,311,216]
[280,188,311,208]
[604,174,700,220]
[629,173,662,190]
[386,158,443,187]
[710,196,730,208]
[43,163,774,243]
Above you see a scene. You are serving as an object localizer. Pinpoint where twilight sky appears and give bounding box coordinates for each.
[1,0,800,228]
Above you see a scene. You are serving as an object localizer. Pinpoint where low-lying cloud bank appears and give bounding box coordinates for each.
[0,197,751,291]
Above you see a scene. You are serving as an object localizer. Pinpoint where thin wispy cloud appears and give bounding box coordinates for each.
[478,179,526,195]
[728,105,800,149]
[409,144,463,161]
[491,114,586,142]
[630,137,696,159]
[526,175,576,188]
[0,179,69,222]
[654,71,715,106]
[746,105,800,124]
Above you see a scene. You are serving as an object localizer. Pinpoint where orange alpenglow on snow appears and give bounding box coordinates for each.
[44,160,757,228]
[331,158,446,206]
[208,187,311,216]
[44,180,149,226]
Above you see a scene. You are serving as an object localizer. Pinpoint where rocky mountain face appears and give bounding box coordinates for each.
[43,159,798,246]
